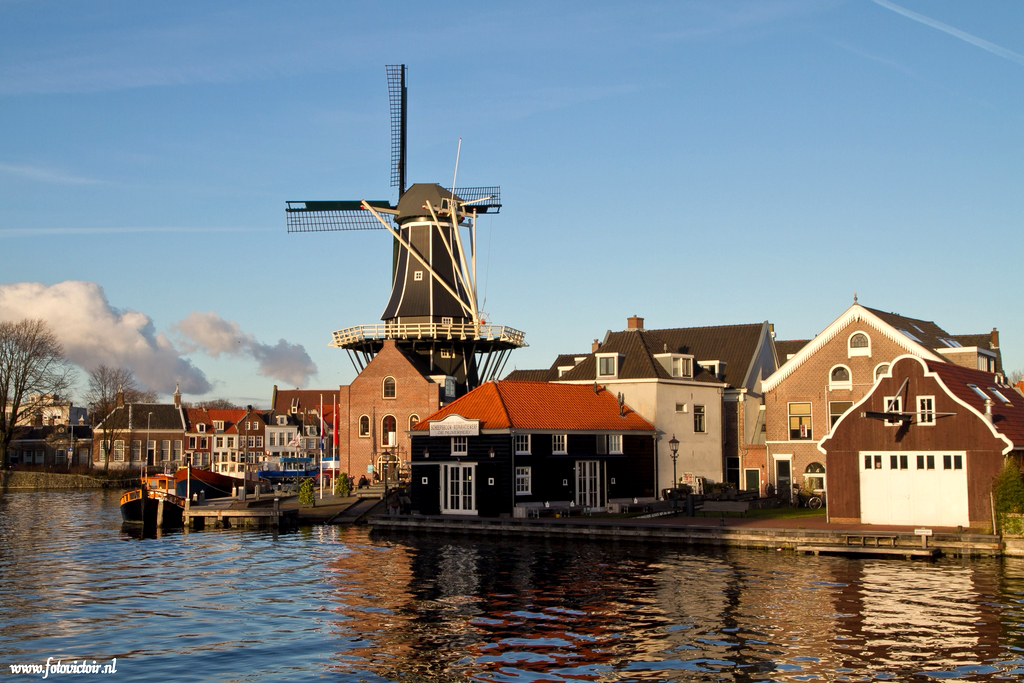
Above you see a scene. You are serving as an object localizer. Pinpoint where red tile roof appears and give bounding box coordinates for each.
[414,381,656,432]
[926,360,1024,449]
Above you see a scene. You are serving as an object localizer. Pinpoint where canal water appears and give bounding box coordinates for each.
[3,491,1024,682]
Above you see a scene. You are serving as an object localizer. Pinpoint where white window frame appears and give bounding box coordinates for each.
[358,415,370,438]
[788,402,812,440]
[848,332,871,358]
[596,353,620,378]
[515,466,532,495]
[917,396,935,425]
[874,363,890,381]
[515,433,531,455]
[382,377,396,399]
[451,436,468,455]
[693,405,707,434]
[829,364,852,391]
[552,434,567,454]
[884,395,903,426]
[607,434,622,454]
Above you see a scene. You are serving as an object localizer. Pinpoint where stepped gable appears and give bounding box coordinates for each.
[414,381,656,432]
[926,360,1024,446]
[557,328,721,384]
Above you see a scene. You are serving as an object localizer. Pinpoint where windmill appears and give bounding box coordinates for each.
[286,65,526,396]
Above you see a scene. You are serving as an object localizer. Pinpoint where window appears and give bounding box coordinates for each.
[597,435,607,454]
[113,440,125,462]
[383,377,396,399]
[829,401,853,428]
[188,436,196,449]
[830,366,851,389]
[161,440,170,460]
[515,434,531,455]
[247,435,256,447]
[173,441,182,460]
[277,416,287,426]
[943,454,952,470]
[694,405,706,433]
[608,434,622,454]
[849,332,870,357]
[967,384,989,401]
[306,438,316,450]
[199,437,207,449]
[452,436,468,455]
[132,441,142,461]
[884,396,903,426]
[789,403,812,439]
[990,388,1013,404]
[515,466,532,494]
[268,433,275,447]
[226,437,234,448]
[917,396,935,425]
[409,415,419,430]
[916,454,935,470]
[875,364,889,380]
[441,317,453,326]
[671,356,693,378]
[197,423,206,433]
[675,403,687,413]
[359,415,370,437]
[213,421,224,431]
[804,462,825,490]
[552,434,567,454]
[414,270,423,281]
[381,415,397,447]
[598,356,616,377]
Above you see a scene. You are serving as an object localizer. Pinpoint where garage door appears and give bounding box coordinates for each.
[859,451,968,527]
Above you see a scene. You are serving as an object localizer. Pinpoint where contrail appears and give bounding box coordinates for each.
[872,0,1024,67]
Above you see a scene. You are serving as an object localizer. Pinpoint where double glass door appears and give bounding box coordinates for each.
[442,464,476,515]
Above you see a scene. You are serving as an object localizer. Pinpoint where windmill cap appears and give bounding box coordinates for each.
[396,183,460,222]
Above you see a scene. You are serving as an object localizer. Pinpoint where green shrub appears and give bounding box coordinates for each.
[298,478,315,505]
[995,458,1024,515]
[334,471,351,497]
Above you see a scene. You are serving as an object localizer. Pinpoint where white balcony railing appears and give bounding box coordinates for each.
[330,322,526,348]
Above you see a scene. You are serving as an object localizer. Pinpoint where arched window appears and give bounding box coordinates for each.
[875,363,889,380]
[830,365,852,390]
[409,414,419,430]
[848,332,870,357]
[383,377,396,399]
[804,462,825,491]
[358,415,370,437]
[381,415,397,447]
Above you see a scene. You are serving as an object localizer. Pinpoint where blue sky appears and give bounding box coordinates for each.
[2,0,1022,407]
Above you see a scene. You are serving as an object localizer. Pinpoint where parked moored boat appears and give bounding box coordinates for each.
[120,474,185,527]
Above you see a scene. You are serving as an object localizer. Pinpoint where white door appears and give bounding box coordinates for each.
[441,464,477,515]
[860,452,968,527]
[576,460,601,508]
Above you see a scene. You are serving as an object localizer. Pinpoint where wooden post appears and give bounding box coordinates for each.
[156,498,164,528]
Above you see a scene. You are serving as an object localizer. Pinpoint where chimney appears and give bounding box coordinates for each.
[592,339,601,353]
[991,328,999,350]
[627,315,644,331]
[34,411,43,427]
[985,398,994,423]
[116,388,124,409]
[173,383,181,409]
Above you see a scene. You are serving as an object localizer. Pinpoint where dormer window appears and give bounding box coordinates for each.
[596,353,621,378]
[699,361,725,379]
[213,420,225,432]
[277,416,287,426]
[671,357,692,378]
[197,423,206,433]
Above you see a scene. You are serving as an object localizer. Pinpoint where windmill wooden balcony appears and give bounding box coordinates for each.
[330,322,527,350]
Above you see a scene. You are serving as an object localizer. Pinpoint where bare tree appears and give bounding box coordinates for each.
[84,365,158,472]
[1009,369,1024,386]
[0,319,76,464]
[182,398,241,410]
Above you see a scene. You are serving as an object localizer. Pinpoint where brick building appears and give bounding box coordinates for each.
[92,388,186,472]
[760,301,1005,502]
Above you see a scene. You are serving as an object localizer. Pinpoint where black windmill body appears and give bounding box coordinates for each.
[286,65,526,396]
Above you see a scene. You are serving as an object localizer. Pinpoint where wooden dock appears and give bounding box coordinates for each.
[184,499,297,529]
[795,544,939,559]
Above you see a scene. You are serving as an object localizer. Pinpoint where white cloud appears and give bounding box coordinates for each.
[0,162,101,185]
[173,311,318,387]
[0,281,212,395]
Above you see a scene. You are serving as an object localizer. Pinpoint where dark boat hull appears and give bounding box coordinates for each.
[175,468,245,501]
[120,489,184,527]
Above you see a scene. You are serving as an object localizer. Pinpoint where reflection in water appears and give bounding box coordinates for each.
[3,491,1024,681]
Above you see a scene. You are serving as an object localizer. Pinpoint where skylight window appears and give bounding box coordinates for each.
[897,328,922,343]
[989,388,1012,404]
[967,384,988,401]
[939,338,962,348]
[912,324,924,333]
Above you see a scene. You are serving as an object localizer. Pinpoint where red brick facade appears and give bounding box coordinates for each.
[336,340,443,480]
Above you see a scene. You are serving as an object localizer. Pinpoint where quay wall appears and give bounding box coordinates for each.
[0,471,132,490]
[367,515,1003,557]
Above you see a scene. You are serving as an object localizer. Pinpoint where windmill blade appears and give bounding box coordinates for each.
[286,200,395,233]
[386,65,407,195]
[445,186,502,214]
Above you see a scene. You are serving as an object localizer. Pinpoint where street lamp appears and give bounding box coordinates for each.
[668,434,679,509]
[146,411,153,481]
